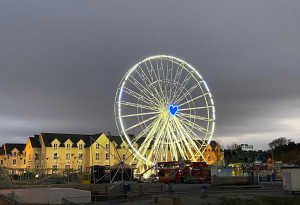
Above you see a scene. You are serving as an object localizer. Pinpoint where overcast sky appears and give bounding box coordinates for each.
[1,1,300,150]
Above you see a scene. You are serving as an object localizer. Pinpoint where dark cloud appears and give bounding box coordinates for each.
[1,0,300,149]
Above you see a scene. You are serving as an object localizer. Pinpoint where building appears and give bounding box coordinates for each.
[201,141,223,164]
[1,143,26,169]
[0,133,223,173]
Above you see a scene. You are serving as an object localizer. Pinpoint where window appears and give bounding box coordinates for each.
[24,159,26,164]
[78,165,83,173]
[13,159,16,164]
[13,152,17,157]
[123,154,126,160]
[105,153,109,160]
[96,144,100,149]
[65,165,70,170]
[66,153,70,160]
[1,160,3,165]
[35,153,39,160]
[208,156,211,161]
[105,144,109,150]
[78,144,83,150]
[78,153,83,160]
[54,143,58,149]
[66,144,71,150]
[122,145,125,149]
[29,154,31,161]
[24,152,26,157]
[35,166,39,168]
[96,153,100,160]
[53,153,57,160]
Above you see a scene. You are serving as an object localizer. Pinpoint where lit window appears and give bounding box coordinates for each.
[53,153,57,160]
[105,153,109,160]
[78,144,83,150]
[96,144,100,149]
[66,153,70,160]
[66,144,71,150]
[13,159,16,164]
[96,153,100,160]
[54,143,58,149]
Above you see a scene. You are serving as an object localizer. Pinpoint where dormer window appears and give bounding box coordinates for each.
[78,144,83,150]
[54,143,58,149]
[13,152,17,157]
[66,144,71,150]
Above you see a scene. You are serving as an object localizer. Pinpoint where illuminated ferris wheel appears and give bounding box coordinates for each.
[114,55,215,166]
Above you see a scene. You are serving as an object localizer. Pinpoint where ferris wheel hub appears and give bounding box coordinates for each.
[168,104,179,116]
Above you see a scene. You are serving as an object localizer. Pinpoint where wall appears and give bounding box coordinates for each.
[0,188,91,204]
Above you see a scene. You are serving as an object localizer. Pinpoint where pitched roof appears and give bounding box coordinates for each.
[0,146,4,155]
[4,143,26,155]
[209,140,221,150]
[108,134,146,148]
[29,135,41,148]
[40,133,102,148]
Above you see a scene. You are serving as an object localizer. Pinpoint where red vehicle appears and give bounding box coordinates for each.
[157,161,210,183]
[179,162,210,183]
[157,162,181,183]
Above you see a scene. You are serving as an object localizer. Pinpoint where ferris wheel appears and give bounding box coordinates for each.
[114,55,215,166]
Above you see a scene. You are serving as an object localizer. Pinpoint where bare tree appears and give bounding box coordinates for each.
[268,137,291,150]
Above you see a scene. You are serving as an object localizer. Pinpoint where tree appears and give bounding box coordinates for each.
[268,137,291,150]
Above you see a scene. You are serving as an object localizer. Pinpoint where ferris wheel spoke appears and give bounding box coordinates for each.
[177,112,213,122]
[135,65,163,106]
[151,59,167,104]
[131,116,160,145]
[169,119,190,160]
[169,64,184,102]
[145,116,169,163]
[118,101,158,111]
[178,93,209,107]
[172,118,196,161]
[171,72,193,103]
[179,105,213,112]
[166,126,179,161]
[177,115,212,135]
[173,117,205,161]
[136,116,164,160]
[120,114,159,134]
[122,86,157,107]
[118,111,160,118]
[127,75,161,106]
[174,83,199,105]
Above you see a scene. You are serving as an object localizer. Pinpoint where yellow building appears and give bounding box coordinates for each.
[1,133,223,175]
[201,141,223,164]
[1,143,26,169]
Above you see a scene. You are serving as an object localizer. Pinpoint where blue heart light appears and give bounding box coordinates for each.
[169,104,179,116]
